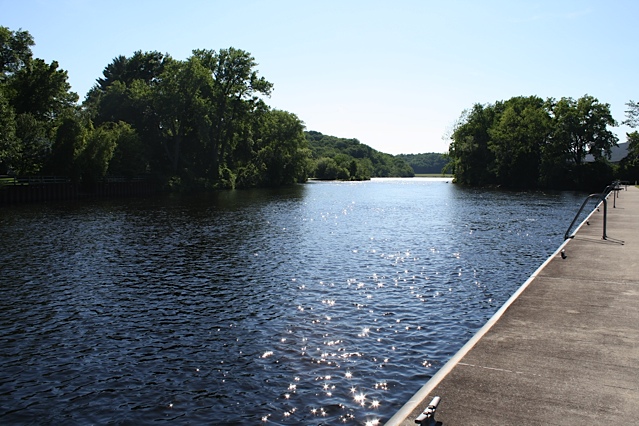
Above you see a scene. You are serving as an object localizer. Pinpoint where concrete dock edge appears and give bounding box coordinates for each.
[386,186,637,425]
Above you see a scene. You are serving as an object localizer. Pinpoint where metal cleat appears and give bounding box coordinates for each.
[415,396,441,425]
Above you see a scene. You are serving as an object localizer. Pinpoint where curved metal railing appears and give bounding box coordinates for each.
[564,181,622,240]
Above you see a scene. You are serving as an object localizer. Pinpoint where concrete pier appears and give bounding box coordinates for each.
[387,186,639,425]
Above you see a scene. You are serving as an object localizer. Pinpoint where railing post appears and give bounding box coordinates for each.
[602,198,607,240]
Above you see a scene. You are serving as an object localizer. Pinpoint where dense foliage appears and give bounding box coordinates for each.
[3,26,635,192]
[305,131,414,180]
[447,95,623,190]
[395,153,449,174]
[0,27,312,189]
[617,101,639,182]
[0,27,80,177]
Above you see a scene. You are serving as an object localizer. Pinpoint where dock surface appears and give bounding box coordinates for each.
[387,186,639,425]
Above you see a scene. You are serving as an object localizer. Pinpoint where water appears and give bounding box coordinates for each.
[0,178,588,425]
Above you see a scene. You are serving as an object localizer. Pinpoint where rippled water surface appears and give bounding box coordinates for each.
[1,179,587,425]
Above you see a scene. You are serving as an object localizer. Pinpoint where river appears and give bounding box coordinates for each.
[0,178,590,425]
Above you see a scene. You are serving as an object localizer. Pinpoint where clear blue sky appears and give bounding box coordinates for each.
[3,0,636,154]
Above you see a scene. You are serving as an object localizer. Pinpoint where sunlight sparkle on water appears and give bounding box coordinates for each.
[354,392,366,406]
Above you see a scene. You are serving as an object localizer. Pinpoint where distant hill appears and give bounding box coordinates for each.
[395,153,450,174]
[305,131,414,180]
[585,142,629,163]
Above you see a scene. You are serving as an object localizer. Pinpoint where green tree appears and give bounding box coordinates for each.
[314,157,342,180]
[85,51,171,179]
[107,121,146,178]
[550,95,617,187]
[448,103,497,186]
[79,123,119,184]
[7,58,78,121]
[488,96,551,188]
[1,27,79,176]
[0,26,34,78]
[618,102,639,181]
[396,153,449,174]
[151,57,211,177]
[12,113,50,175]
[46,113,87,180]
[250,109,310,187]
[193,48,273,183]
[0,88,17,173]
[305,131,411,179]
[551,95,618,166]
[623,100,639,128]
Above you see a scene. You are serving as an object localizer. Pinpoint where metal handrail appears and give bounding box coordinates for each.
[564,194,607,240]
[564,181,620,240]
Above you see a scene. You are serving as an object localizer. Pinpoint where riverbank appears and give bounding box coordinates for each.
[0,176,161,206]
[387,185,639,425]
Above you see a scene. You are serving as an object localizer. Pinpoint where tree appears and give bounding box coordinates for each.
[488,96,551,188]
[623,100,639,128]
[12,113,50,175]
[79,123,119,184]
[151,57,212,177]
[192,48,273,181]
[448,95,619,189]
[618,101,639,182]
[46,113,87,180]
[107,121,146,178]
[305,131,411,179]
[0,88,17,173]
[396,153,449,174]
[550,95,617,187]
[250,109,310,186]
[448,103,497,186]
[0,26,34,78]
[551,95,618,166]
[314,157,342,180]
[96,51,167,91]
[3,57,79,175]
[7,58,78,121]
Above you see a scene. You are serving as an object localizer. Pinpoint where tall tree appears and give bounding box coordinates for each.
[151,57,211,176]
[46,113,87,180]
[7,58,78,121]
[0,26,34,78]
[618,100,639,181]
[192,48,273,182]
[550,95,618,166]
[488,96,551,188]
[448,103,497,186]
[0,88,17,173]
[623,100,639,128]
[250,109,310,186]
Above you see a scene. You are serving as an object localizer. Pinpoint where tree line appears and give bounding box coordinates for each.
[395,153,449,175]
[447,94,638,191]
[1,26,319,190]
[1,27,416,191]
[306,131,414,180]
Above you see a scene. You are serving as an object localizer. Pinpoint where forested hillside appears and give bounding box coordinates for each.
[395,153,449,175]
[305,131,414,180]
